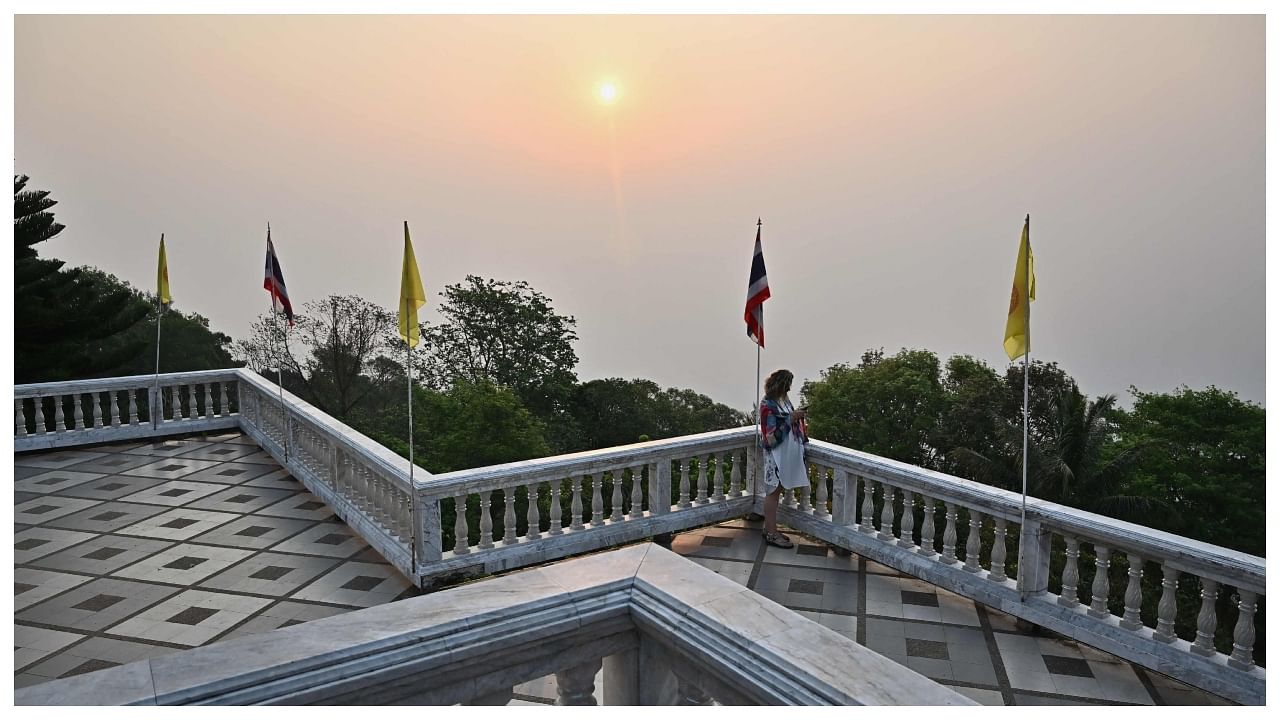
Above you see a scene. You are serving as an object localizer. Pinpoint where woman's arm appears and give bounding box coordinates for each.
[759,402,790,450]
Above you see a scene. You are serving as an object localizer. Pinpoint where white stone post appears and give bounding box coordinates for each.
[878,483,896,541]
[1153,565,1179,642]
[503,487,518,544]
[964,511,983,573]
[15,399,26,437]
[654,460,672,515]
[678,459,691,508]
[54,395,66,432]
[941,502,958,564]
[128,389,139,424]
[109,391,121,427]
[589,474,604,527]
[831,469,855,526]
[526,483,542,540]
[815,465,830,519]
[1088,545,1112,618]
[570,475,585,530]
[478,491,494,549]
[555,658,602,706]
[696,455,709,504]
[1229,590,1257,671]
[549,482,563,536]
[33,396,46,433]
[602,648,639,706]
[1191,577,1219,657]
[918,498,937,557]
[629,464,645,519]
[453,494,470,554]
[610,470,624,522]
[1014,518,1053,595]
[1058,536,1080,607]
[990,517,1008,582]
[1120,553,1145,630]
[859,476,875,533]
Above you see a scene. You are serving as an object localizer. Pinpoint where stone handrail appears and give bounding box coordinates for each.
[14,370,240,451]
[13,545,975,706]
[784,438,1265,704]
[411,427,760,582]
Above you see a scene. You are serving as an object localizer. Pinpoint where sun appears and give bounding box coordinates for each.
[597,81,619,105]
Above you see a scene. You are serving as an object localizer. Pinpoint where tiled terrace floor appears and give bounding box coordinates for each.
[13,434,1234,705]
[14,433,419,688]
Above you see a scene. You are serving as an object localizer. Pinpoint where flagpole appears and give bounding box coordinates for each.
[406,325,414,485]
[1020,214,1030,550]
[753,218,764,505]
[268,223,289,462]
[152,291,163,430]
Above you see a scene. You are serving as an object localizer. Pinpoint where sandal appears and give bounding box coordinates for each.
[763,530,794,549]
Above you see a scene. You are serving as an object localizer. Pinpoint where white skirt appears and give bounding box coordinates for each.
[763,430,809,494]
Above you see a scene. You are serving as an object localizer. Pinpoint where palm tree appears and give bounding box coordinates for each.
[950,388,1161,522]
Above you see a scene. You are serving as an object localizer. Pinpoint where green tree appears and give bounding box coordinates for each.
[421,276,579,422]
[1116,386,1264,556]
[14,175,150,382]
[801,348,947,468]
[932,355,1004,475]
[375,381,550,473]
[567,379,748,450]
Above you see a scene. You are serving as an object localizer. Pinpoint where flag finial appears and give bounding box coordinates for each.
[757,217,762,227]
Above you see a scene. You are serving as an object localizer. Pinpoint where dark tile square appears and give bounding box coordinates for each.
[1042,655,1094,678]
[796,544,829,557]
[901,590,939,607]
[211,448,235,455]
[164,556,208,570]
[16,538,50,551]
[91,511,127,522]
[159,488,192,497]
[906,638,951,660]
[296,501,324,511]
[235,525,274,538]
[97,482,128,492]
[37,476,69,485]
[72,593,127,612]
[16,582,37,595]
[161,518,199,529]
[167,606,219,626]
[102,458,129,466]
[65,659,121,677]
[314,533,348,546]
[788,579,825,595]
[159,464,187,472]
[226,494,258,504]
[279,618,304,628]
[83,546,127,561]
[250,565,294,581]
[217,469,245,477]
[700,536,733,547]
[25,504,60,515]
[341,575,384,592]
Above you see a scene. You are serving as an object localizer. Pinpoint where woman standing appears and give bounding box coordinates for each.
[759,368,809,548]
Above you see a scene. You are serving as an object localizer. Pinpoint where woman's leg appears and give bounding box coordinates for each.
[763,486,781,532]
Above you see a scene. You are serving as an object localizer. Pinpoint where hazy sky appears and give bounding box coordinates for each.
[14,14,1265,410]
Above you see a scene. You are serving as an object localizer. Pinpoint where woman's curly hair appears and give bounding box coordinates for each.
[763,369,794,401]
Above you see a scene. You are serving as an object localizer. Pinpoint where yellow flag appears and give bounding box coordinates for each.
[1003,215,1035,360]
[157,234,172,306]
[399,221,427,347]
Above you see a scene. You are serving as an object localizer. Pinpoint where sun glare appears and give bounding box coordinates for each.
[598,81,619,105]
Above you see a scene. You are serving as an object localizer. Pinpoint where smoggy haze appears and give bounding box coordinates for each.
[14,15,1265,409]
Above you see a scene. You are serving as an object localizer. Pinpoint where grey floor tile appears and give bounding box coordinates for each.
[45,501,171,534]
[32,534,175,575]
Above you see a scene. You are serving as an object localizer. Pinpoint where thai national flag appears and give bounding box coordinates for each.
[263,226,294,326]
[744,221,770,347]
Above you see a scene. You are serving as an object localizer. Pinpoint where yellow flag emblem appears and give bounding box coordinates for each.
[157,234,172,306]
[1003,216,1035,361]
[399,222,427,347]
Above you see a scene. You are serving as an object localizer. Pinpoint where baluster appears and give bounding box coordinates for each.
[589,473,603,526]
[1229,590,1258,670]
[610,470,623,522]
[503,487,518,545]
[696,455,709,503]
[453,495,470,554]
[917,498,937,556]
[715,453,728,500]
[1120,553,1145,630]
[1058,536,1081,606]
[33,396,46,433]
[797,480,810,513]
[878,483,896,541]
[629,464,644,519]
[15,399,27,437]
[525,483,542,540]
[815,465,830,519]
[898,490,915,548]
[218,382,229,416]
[941,503,958,564]
[128,389,139,424]
[678,459,691,508]
[187,384,198,420]
[69,395,81,430]
[729,451,743,495]
[170,386,180,421]
[859,476,875,533]
[549,480,564,534]
[54,395,66,431]
[108,390,121,426]
[1088,545,1112,618]
[570,475,585,530]
[202,384,213,418]
[990,518,1008,581]
[964,511,983,572]
[478,491,494,549]
[1153,565,1179,642]
[92,392,104,428]
[1191,578,1219,656]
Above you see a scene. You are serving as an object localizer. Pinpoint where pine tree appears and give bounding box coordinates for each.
[14,175,150,382]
